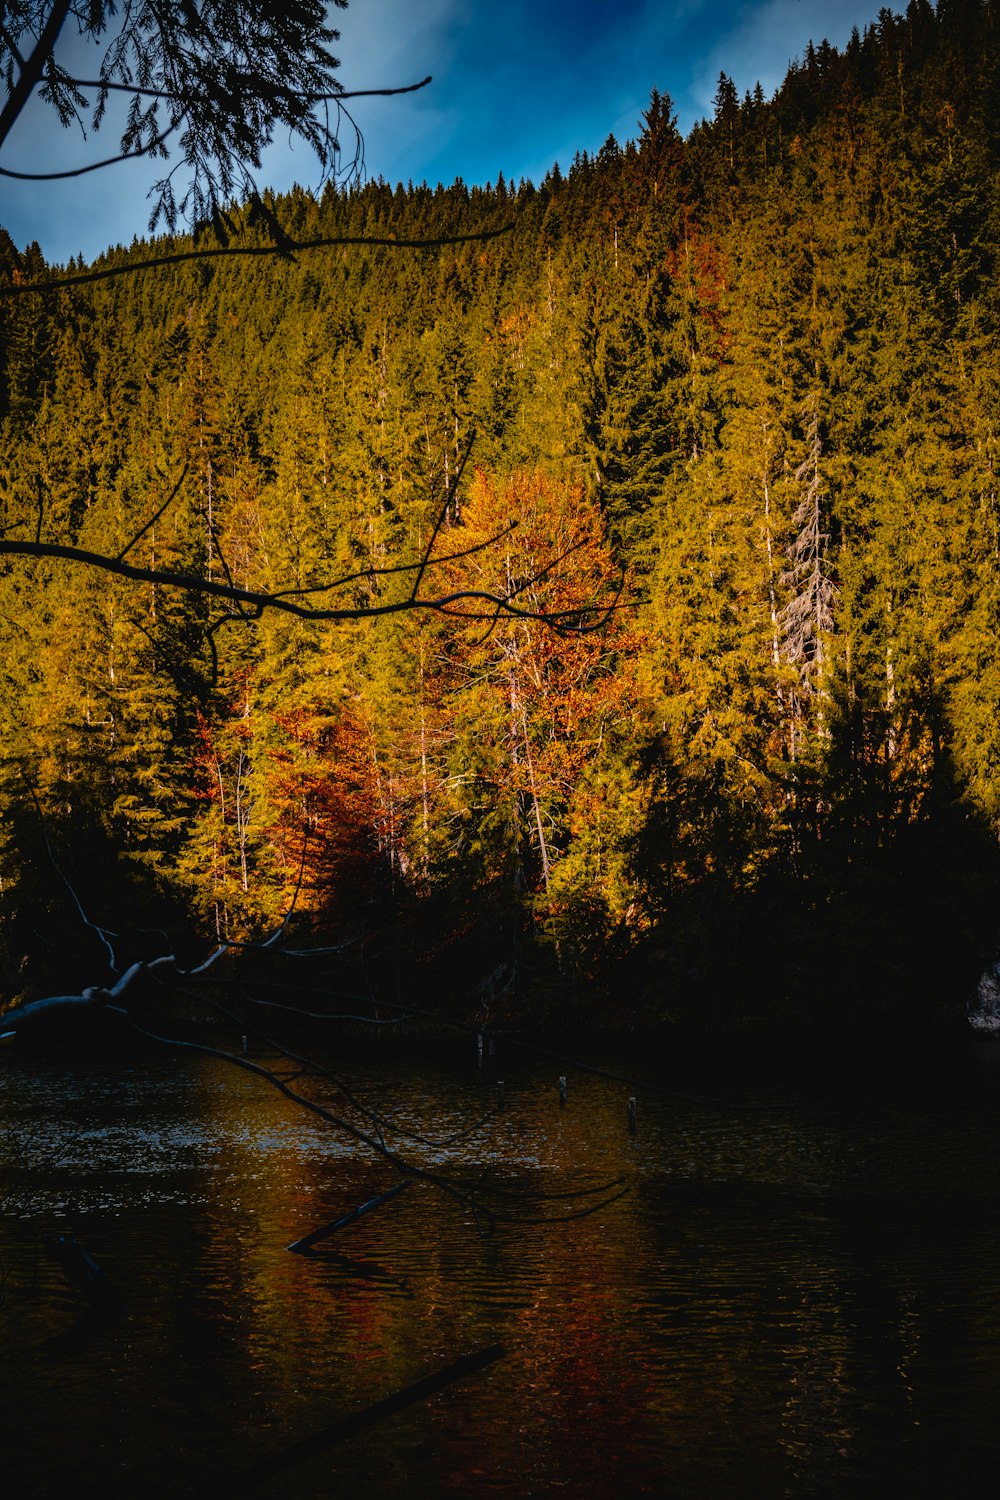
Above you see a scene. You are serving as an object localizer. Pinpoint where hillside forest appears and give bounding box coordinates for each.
[1,0,998,1030]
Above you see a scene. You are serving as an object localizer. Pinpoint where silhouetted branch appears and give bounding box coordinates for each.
[0,120,178,179]
[59,75,433,104]
[115,463,189,560]
[411,433,477,602]
[0,222,515,296]
[21,776,119,972]
[128,1019,604,1228]
[266,520,518,604]
[0,536,620,634]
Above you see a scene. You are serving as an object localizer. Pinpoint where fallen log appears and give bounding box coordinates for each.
[241,1343,506,1487]
[286,1179,411,1254]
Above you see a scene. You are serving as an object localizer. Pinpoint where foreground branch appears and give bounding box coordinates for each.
[0,224,514,297]
[0,536,619,634]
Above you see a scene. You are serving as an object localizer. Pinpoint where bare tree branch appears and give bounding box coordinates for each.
[0,120,179,179]
[0,536,621,633]
[410,433,477,602]
[20,775,120,972]
[56,75,433,105]
[116,463,190,560]
[0,223,515,297]
[265,522,519,604]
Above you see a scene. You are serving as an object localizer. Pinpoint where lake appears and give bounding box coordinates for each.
[2,1028,1000,1497]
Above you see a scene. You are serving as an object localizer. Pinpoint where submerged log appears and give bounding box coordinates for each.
[286,1179,411,1254]
[44,1232,127,1313]
[242,1343,505,1487]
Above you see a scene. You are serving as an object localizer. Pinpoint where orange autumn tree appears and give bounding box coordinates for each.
[439,468,647,979]
[184,683,404,940]
[266,699,401,926]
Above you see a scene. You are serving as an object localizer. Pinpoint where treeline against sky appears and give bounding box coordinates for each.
[0,0,998,1026]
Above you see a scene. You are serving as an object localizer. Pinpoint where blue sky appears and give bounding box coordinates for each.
[0,1,891,265]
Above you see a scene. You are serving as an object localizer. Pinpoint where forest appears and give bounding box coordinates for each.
[1,0,998,1032]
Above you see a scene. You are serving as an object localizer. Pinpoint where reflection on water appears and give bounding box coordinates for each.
[3,1036,1000,1497]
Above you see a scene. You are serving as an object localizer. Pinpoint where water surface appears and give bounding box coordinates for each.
[3,1033,1000,1497]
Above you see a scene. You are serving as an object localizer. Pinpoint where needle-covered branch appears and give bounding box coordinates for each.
[1,2,353,231]
[0,9,505,291]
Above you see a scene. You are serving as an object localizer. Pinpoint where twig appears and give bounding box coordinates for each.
[410,433,477,603]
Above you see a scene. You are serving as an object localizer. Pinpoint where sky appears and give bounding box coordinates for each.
[0,1,892,265]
